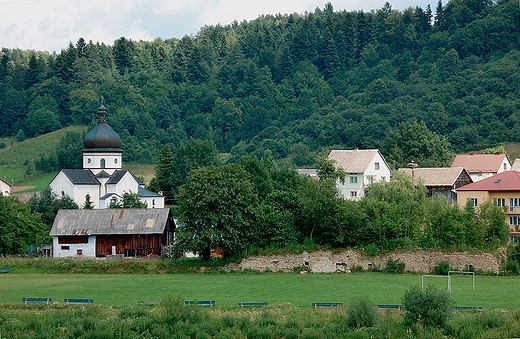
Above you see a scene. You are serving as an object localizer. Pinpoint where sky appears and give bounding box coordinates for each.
[1,0,434,53]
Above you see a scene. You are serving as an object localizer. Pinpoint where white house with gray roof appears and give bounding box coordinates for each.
[50,104,164,209]
[328,149,391,200]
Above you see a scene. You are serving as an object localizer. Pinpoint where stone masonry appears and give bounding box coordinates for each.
[226,249,501,274]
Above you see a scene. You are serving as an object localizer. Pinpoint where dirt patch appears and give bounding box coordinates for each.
[12,186,36,193]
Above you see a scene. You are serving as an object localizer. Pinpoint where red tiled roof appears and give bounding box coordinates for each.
[451,154,509,173]
[457,171,520,191]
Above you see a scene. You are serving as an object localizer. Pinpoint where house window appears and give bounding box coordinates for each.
[510,216,520,226]
[468,198,478,208]
[114,158,118,164]
[100,158,106,168]
[366,175,375,184]
[510,198,520,212]
[152,199,155,206]
[350,176,358,184]
[381,176,386,182]
[375,162,380,170]
[110,197,117,205]
[61,246,70,250]
[494,198,505,207]
[77,249,83,256]
[350,191,357,198]
[504,163,507,170]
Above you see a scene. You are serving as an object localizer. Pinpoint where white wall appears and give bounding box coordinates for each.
[0,180,10,196]
[52,236,96,258]
[50,172,75,200]
[73,185,100,209]
[336,173,364,200]
[363,152,391,184]
[141,196,165,208]
[83,152,122,175]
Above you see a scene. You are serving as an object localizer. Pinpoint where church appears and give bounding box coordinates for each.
[50,103,164,209]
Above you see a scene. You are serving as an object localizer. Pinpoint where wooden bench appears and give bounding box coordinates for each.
[454,306,482,311]
[238,301,268,307]
[185,300,216,306]
[138,300,160,306]
[0,267,10,274]
[64,298,94,304]
[312,302,342,308]
[377,304,402,310]
[22,297,52,305]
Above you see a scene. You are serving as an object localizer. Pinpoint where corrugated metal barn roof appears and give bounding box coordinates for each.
[50,208,172,236]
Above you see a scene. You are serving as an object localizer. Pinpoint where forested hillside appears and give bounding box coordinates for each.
[1,0,519,169]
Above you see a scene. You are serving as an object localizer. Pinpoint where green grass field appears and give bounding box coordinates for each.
[0,271,517,310]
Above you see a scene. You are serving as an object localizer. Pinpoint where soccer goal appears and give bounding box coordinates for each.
[448,271,475,293]
[421,275,451,292]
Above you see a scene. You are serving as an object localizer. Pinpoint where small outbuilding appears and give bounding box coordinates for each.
[50,208,174,258]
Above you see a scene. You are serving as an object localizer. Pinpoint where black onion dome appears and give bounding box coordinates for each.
[83,105,122,151]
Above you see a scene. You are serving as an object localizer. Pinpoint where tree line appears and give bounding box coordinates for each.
[152,140,509,260]
[1,0,519,171]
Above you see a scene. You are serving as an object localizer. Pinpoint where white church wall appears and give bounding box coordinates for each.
[83,152,122,175]
[50,172,75,200]
[141,196,164,208]
[113,172,140,196]
[73,185,100,209]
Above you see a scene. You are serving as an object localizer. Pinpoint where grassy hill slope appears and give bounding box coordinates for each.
[0,126,155,193]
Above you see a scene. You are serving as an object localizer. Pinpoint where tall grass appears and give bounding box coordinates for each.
[1,298,520,338]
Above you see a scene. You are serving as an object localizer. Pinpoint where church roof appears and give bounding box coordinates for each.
[100,192,123,200]
[95,170,111,179]
[138,186,163,197]
[61,169,100,185]
[82,105,122,152]
[50,208,173,236]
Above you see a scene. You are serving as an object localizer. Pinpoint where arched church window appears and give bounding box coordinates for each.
[100,158,106,168]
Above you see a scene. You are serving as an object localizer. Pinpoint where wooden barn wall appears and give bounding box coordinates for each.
[95,234,166,257]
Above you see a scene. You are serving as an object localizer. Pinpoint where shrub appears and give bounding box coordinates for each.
[364,243,380,256]
[385,258,405,273]
[402,285,453,328]
[434,260,451,275]
[503,260,519,275]
[350,264,363,273]
[156,294,207,324]
[345,297,379,329]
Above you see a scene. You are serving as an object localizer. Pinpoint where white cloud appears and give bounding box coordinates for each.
[0,0,435,52]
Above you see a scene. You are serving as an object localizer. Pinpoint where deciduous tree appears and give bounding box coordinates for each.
[174,164,259,260]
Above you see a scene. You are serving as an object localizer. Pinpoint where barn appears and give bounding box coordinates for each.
[49,208,174,258]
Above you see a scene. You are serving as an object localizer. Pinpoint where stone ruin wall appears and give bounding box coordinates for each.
[227,249,503,274]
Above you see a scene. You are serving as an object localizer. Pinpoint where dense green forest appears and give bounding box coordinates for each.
[1,0,519,169]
